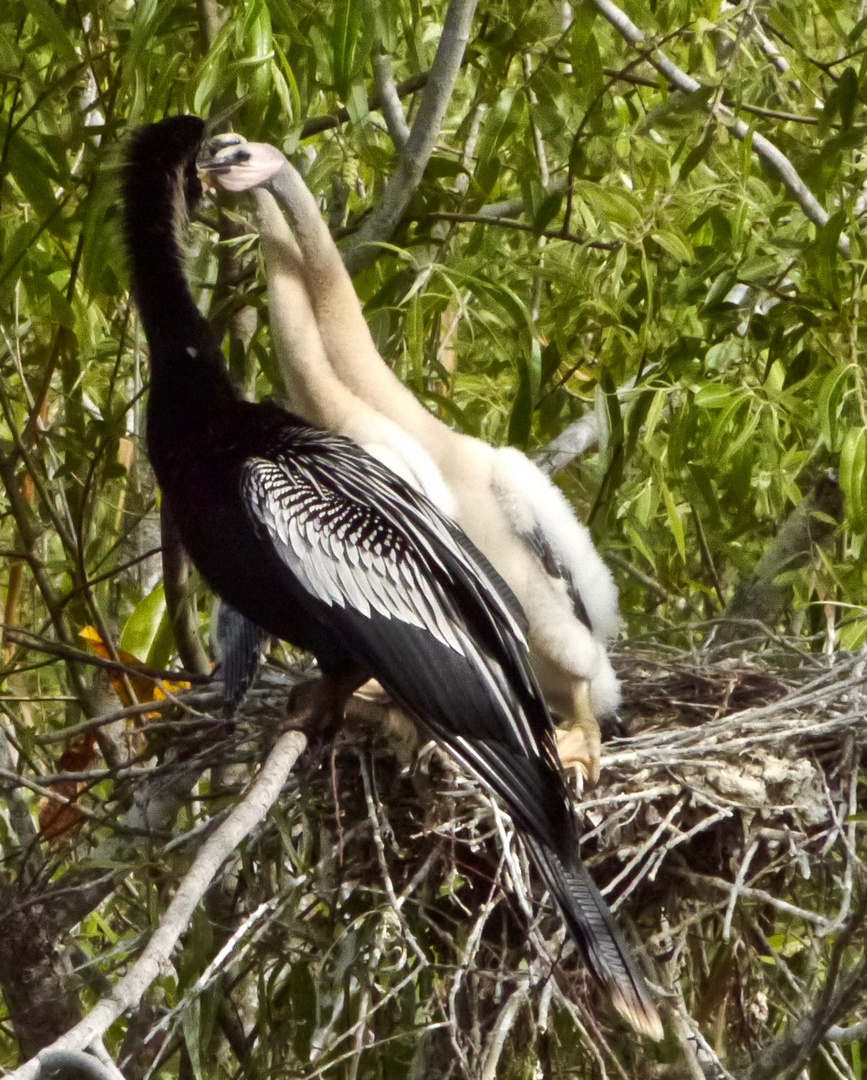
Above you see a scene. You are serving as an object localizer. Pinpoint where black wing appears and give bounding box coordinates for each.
[241,428,575,848]
[240,424,660,1036]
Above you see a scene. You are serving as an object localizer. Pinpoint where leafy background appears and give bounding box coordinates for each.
[1,0,867,1077]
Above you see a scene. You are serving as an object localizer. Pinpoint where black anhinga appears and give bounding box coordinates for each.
[122,115,662,1039]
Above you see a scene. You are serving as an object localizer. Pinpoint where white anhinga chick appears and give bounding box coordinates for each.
[202,137,621,784]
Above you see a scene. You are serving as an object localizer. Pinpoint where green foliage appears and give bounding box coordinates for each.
[2,0,867,1077]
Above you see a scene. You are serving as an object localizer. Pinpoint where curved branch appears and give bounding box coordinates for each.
[7,729,308,1080]
[372,51,410,149]
[343,0,479,274]
[160,504,211,677]
[37,1050,122,1080]
[535,413,601,476]
[588,0,850,256]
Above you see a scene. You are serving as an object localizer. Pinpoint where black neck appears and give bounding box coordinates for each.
[123,125,236,403]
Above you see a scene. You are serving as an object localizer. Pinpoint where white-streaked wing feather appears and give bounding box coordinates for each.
[240,435,546,762]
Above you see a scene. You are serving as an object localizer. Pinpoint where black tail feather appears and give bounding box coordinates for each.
[523,835,663,1039]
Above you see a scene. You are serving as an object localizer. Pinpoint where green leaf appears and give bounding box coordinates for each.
[287,963,316,1061]
[838,66,858,130]
[332,0,365,98]
[20,0,77,62]
[573,180,642,230]
[694,383,741,409]
[816,364,851,450]
[476,89,527,166]
[121,585,167,662]
[507,360,532,448]
[651,229,694,263]
[662,482,686,562]
[840,426,867,530]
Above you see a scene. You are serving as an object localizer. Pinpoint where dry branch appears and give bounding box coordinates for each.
[6,729,308,1080]
[343,0,479,274]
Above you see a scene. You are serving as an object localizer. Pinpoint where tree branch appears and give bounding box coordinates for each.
[407,209,619,249]
[37,1049,123,1080]
[298,73,429,140]
[739,894,867,1080]
[712,472,843,646]
[159,504,211,677]
[372,51,410,149]
[587,0,850,255]
[535,413,601,476]
[6,729,308,1080]
[343,0,479,274]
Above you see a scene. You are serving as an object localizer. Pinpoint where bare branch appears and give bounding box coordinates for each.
[6,729,308,1080]
[372,51,410,149]
[587,0,850,255]
[37,1049,123,1080]
[343,0,479,274]
[535,413,601,476]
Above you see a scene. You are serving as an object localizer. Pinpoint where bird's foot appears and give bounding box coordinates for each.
[555,727,597,792]
[555,680,602,787]
[198,135,284,193]
[285,669,369,740]
[285,677,339,735]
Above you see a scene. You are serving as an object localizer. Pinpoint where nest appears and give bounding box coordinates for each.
[168,640,864,1079]
[29,641,866,1079]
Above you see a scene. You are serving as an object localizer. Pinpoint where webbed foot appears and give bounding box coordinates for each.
[554,680,601,787]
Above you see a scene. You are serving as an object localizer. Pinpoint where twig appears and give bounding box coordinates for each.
[722,838,759,941]
[408,210,619,249]
[479,982,529,1080]
[587,0,850,255]
[6,729,308,1080]
[357,752,429,967]
[299,73,430,139]
[677,870,832,929]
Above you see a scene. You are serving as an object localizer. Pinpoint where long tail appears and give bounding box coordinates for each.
[523,835,663,1040]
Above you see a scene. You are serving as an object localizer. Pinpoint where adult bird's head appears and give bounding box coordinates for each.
[123,116,207,268]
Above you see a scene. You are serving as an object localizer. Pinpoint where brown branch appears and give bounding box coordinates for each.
[298,74,429,140]
[408,210,620,249]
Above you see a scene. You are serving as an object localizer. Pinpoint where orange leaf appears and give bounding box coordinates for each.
[79,626,190,708]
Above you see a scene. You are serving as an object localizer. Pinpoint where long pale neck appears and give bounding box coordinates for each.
[264,165,447,449]
[254,189,355,430]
